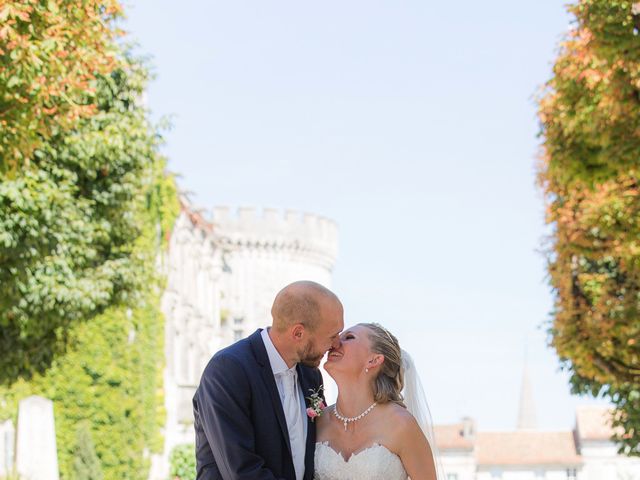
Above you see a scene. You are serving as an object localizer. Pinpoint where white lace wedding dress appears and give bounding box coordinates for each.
[314,441,408,480]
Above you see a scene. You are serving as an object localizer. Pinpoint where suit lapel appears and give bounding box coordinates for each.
[297,365,320,480]
[249,330,293,457]
[297,364,315,434]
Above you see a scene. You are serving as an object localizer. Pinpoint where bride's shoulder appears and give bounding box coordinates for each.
[379,403,423,438]
[379,402,414,422]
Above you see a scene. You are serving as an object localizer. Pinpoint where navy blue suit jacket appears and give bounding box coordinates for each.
[193,329,324,480]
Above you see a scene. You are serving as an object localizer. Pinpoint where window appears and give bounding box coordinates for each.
[490,469,502,479]
[446,474,458,480]
[535,470,545,478]
[233,329,243,341]
[566,468,577,480]
[233,317,243,325]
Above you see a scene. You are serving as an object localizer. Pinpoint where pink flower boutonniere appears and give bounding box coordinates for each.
[306,386,326,421]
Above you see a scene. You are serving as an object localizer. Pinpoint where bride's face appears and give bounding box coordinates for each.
[324,324,373,376]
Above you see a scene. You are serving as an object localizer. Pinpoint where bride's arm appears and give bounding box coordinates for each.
[396,413,437,480]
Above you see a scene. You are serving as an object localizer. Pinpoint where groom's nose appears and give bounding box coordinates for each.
[330,336,341,350]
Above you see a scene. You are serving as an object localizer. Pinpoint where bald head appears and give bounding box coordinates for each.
[271,281,342,333]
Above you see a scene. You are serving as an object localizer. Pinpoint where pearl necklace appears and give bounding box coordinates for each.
[333,402,377,431]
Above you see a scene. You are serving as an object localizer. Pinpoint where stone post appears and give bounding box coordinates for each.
[0,418,15,477]
[15,395,59,480]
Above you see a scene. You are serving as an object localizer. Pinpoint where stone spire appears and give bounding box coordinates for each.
[517,342,537,430]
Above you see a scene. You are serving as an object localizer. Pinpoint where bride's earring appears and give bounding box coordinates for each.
[365,368,369,373]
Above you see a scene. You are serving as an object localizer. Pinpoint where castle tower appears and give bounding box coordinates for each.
[211,206,339,339]
[517,349,537,430]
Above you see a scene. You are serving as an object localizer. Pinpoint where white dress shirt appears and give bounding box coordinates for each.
[261,328,307,480]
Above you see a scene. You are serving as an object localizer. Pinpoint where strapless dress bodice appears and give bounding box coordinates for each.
[313,441,408,480]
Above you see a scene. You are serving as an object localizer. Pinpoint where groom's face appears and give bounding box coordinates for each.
[298,300,344,367]
[297,339,327,368]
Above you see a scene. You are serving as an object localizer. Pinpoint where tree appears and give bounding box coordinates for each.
[0,0,123,169]
[0,1,180,476]
[538,0,640,455]
[0,55,179,476]
[0,0,138,383]
[73,422,103,480]
[0,52,168,383]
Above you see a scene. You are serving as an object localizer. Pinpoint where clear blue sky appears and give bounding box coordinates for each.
[124,0,607,431]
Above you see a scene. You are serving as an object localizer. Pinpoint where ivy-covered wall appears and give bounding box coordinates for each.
[0,168,178,478]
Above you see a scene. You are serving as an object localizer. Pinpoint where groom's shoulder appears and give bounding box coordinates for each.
[204,330,260,373]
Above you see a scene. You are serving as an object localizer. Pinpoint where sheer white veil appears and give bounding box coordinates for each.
[401,350,446,480]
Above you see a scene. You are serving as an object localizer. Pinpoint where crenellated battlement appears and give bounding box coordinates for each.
[210,206,339,267]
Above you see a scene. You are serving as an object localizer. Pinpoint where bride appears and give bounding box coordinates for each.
[314,323,441,480]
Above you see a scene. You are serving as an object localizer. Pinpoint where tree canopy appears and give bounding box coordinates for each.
[0,54,167,382]
[0,0,179,385]
[0,1,179,476]
[538,0,640,456]
[0,0,124,169]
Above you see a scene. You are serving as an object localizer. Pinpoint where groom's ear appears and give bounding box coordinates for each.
[291,323,305,341]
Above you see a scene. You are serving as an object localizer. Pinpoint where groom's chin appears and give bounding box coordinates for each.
[300,356,324,368]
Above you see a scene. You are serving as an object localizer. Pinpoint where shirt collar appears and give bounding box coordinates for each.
[261,327,295,376]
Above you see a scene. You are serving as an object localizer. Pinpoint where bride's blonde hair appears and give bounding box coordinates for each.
[358,323,405,407]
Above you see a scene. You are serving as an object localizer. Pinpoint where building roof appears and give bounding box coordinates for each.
[435,405,619,464]
[575,405,616,441]
[434,423,474,450]
[475,431,582,466]
[181,199,214,234]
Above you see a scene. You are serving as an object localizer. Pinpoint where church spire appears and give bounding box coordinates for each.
[517,340,537,430]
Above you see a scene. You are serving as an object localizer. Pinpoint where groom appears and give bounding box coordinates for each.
[193,281,344,480]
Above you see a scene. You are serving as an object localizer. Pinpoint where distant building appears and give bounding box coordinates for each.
[436,401,640,479]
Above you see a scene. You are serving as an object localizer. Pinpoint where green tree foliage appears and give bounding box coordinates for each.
[0,0,123,167]
[0,152,178,477]
[0,53,167,383]
[73,422,103,480]
[539,1,640,185]
[169,444,196,480]
[538,0,640,455]
[0,0,181,476]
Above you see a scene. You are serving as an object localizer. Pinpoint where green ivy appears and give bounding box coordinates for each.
[73,422,103,480]
[169,445,196,480]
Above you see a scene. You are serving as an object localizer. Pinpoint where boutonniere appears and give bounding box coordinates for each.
[305,386,326,421]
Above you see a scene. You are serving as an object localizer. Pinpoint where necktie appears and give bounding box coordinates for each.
[281,369,304,480]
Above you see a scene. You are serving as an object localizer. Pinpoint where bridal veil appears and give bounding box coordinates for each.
[401,350,446,480]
